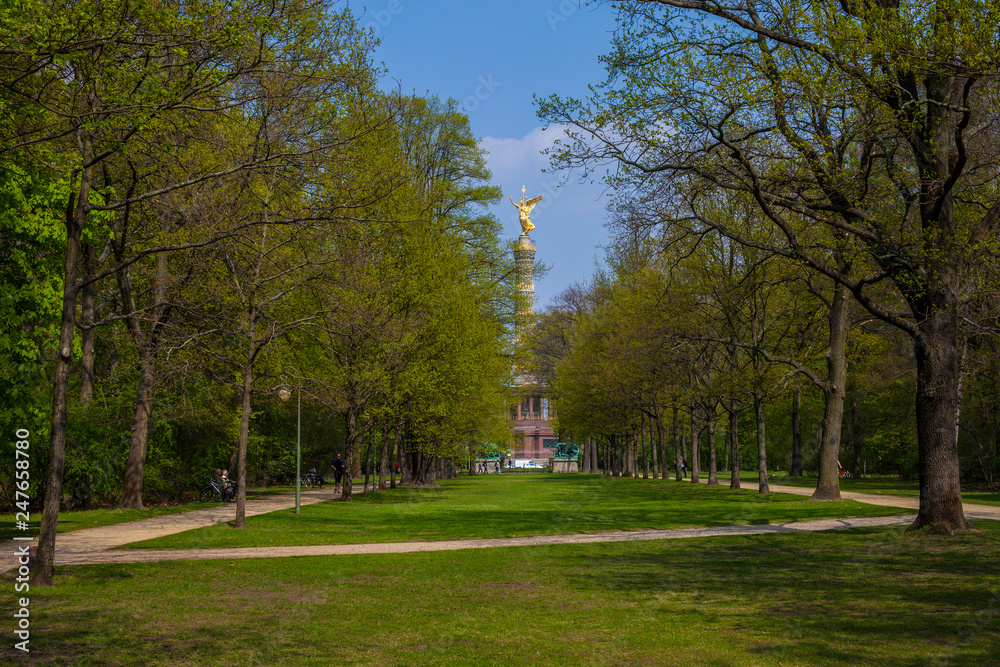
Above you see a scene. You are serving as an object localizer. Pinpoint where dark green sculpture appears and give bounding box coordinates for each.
[554,443,579,459]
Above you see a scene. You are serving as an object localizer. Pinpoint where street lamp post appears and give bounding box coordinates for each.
[278,366,303,514]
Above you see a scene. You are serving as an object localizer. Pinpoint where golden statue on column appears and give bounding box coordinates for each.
[509,186,543,234]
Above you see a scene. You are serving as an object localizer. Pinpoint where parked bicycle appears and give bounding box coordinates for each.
[300,468,324,489]
[199,475,236,503]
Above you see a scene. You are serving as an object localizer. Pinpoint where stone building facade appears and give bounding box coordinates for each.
[509,390,556,462]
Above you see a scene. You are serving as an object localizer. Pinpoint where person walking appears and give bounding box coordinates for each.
[331,454,345,493]
[680,456,687,479]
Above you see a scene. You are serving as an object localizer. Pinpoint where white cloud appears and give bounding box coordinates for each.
[480,126,560,175]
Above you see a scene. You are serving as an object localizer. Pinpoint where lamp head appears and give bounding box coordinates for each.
[277,387,292,403]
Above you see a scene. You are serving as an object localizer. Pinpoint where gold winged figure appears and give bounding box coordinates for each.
[509,186,543,234]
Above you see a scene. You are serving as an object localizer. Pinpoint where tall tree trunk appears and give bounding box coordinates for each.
[363,429,372,495]
[614,436,621,477]
[755,391,769,495]
[34,162,91,587]
[641,413,649,479]
[341,407,357,500]
[649,416,659,478]
[591,436,599,474]
[722,409,730,472]
[234,345,255,528]
[609,435,616,476]
[628,433,637,477]
[118,248,171,509]
[690,404,700,483]
[379,422,390,490]
[790,386,803,476]
[609,435,618,476]
[400,429,411,483]
[621,439,627,477]
[620,434,627,477]
[655,410,666,480]
[352,435,361,480]
[707,403,718,485]
[909,312,970,532]
[617,436,624,477]
[728,399,740,490]
[812,285,849,501]
[849,393,863,479]
[604,436,615,477]
[79,243,95,403]
[391,423,402,489]
[119,351,157,509]
[405,447,437,485]
[672,405,682,481]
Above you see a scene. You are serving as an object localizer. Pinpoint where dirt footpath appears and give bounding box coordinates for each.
[3,486,339,572]
[43,514,919,566]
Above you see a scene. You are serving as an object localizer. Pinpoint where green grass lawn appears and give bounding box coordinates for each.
[124,474,913,550]
[0,488,285,542]
[9,521,999,666]
[716,470,1000,506]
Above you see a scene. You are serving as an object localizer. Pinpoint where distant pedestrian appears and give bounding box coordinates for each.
[495,461,500,474]
[331,454,345,492]
[681,456,687,478]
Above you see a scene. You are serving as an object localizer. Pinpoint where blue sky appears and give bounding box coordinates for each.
[365,0,620,308]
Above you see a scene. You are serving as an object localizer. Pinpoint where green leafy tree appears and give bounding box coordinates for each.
[539,0,1000,532]
[0,0,381,584]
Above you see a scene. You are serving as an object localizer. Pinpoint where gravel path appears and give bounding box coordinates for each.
[4,481,997,572]
[45,514,918,566]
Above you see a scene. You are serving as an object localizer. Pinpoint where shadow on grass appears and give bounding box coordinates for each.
[14,521,1000,667]
[558,524,1000,667]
